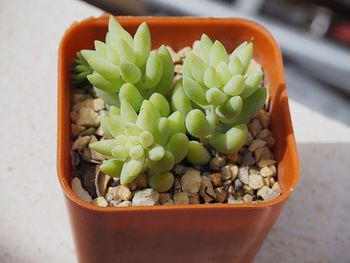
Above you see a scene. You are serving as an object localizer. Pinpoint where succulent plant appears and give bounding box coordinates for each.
[173,34,267,156]
[72,51,93,84]
[89,92,189,192]
[79,16,174,106]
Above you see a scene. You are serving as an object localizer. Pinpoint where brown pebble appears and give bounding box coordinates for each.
[134,173,148,189]
[174,192,189,205]
[214,187,228,203]
[249,118,262,137]
[249,139,266,152]
[226,152,238,163]
[199,177,216,202]
[265,136,276,148]
[208,173,222,187]
[188,193,200,204]
[158,193,172,205]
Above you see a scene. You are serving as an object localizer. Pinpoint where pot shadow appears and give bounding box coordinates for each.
[256,142,350,263]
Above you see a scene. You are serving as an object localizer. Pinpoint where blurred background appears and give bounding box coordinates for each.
[0,0,349,262]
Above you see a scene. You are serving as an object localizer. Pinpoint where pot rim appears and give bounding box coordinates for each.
[58,16,300,213]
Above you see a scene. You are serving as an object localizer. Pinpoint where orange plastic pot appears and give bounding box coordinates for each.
[58,17,299,263]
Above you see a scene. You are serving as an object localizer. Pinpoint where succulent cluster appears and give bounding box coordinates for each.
[176,34,267,154]
[74,16,266,190]
[90,93,190,191]
[80,16,174,106]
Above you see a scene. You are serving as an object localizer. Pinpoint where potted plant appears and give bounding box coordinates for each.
[58,16,299,263]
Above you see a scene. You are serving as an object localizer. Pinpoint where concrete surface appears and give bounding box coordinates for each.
[0,0,349,262]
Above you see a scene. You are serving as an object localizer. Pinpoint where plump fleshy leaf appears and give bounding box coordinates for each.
[148,151,175,173]
[119,61,142,84]
[118,83,143,112]
[209,40,228,67]
[186,141,211,165]
[148,172,174,192]
[149,93,170,117]
[171,82,193,118]
[240,71,263,98]
[134,22,151,68]
[209,124,248,154]
[185,109,211,138]
[165,133,189,163]
[136,100,161,131]
[100,159,124,177]
[183,78,208,106]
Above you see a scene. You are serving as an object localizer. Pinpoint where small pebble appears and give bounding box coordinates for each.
[208,173,222,187]
[134,173,148,189]
[214,187,228,203]
[181,169,202,194]
[249,139,266,152]
[71,177,92,202]
[117,201,132,207]
[115,185,132,201]
[132,188,159,206]
[199,177,216,202]
[243,194,253,203]
[174,192,189,205]
[209,154,226,170]
[248,174,264,190]
[105,187,122,203]
[76,107,100,127]
[249,118,262,137]
[257,159,276,168]
[256,110,270,128]
[226,152,238,163]
[72,136,91,150]
[260,166,273,177]
[241,151,255,166]
[91,196,108,207]
[238,167,249,184]
[265,136,276,148]
[188,193,200,204]
[254,146,273,162]
[158,193,172,205]
[257,129,272,139]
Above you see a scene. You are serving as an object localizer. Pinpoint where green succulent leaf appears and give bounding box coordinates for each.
[185,109,211,138]
[148,151,175,173]
[168,111,186,137]
[120,156,145,184]
[223,75,245,96]
[149,93,170,117]
[89,139,119,156]
[206,87,229,105]
[141,52,163,89]
[87,58,121,80]
[148,144,165,161]
[165,133,189,163]
[152,117,170,145]
[100,159,124,177]
[118,83,143,112]
[186,141,211,165]
[120,99,138,123]
[240,71,263,99]
[209,40,228,67]
[183,78,208,106]
[119,61,142,84]
[134,22,151,68]
[204,66,221,88]
[209,124,248,154]
[171,82,193,118]
[148,172,174,192]
[136,100,161,132]
[153,45,174,97]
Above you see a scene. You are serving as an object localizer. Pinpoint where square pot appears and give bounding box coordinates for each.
[58,16,299,263]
